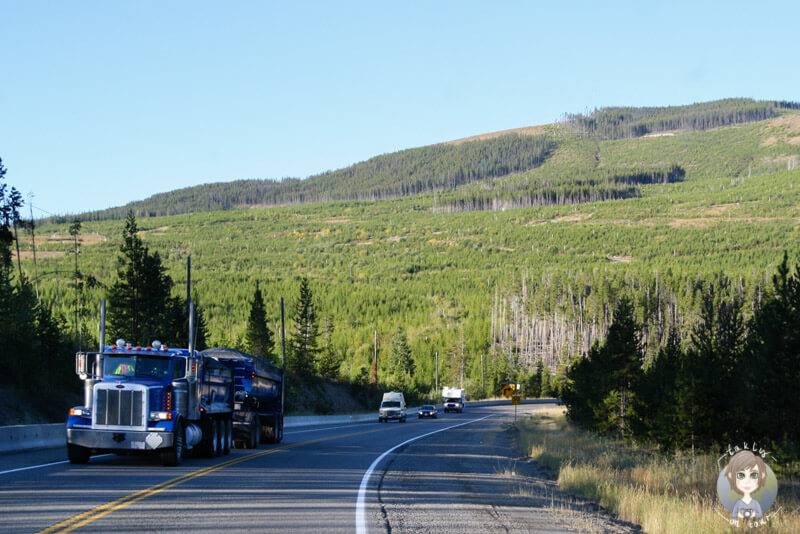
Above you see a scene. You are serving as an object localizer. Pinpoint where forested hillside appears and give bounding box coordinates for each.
[9,99,800,429]
[70,98,800,221]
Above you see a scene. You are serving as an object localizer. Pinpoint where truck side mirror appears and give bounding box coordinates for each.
[75,352,88,379]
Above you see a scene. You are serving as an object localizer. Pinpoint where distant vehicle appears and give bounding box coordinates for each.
[418,405,438,418]
[378,391,407,423]
[442,387,465,413]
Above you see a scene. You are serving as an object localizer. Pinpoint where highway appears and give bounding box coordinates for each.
[0,401,636,533]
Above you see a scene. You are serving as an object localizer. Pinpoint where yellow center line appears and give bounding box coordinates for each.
[38,426,389,533]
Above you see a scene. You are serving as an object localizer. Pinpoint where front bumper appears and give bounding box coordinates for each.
[67,428,175,451]
[380,412,404,420]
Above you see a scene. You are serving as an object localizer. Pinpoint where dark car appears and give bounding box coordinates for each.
[418,405,438,418]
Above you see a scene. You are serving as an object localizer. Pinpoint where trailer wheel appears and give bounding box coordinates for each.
[67,443,91,464]
[199,416,219,458]
[161,421,184,466]
[223,417,232,455]
[272,415,283,444]
[215,418,223,457]
[246,415,259,449]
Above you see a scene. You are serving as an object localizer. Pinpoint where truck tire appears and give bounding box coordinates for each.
[67,443,91,464]
[261,416,276,444]
[199,416,219,458]
[272,415,283,444]
[223,417,232,455]
[264,414,282,444]
[161,421,184,466]
[215,418,223,457]
[246,415,259,449]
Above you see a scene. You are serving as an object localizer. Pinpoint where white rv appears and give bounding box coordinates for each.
[442,387,465,413]
[378,391,407,423]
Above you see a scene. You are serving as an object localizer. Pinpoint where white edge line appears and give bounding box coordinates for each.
[355,414,494,534]
[0,454,113,476]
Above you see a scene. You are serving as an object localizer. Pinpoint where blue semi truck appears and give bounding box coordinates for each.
[66,301,284,466]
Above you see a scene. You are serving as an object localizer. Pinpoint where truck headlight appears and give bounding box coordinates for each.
[70,407,91,417]
[149,411,173,421]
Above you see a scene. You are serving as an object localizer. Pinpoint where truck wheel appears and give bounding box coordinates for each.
[67,443,91,464]
[223,417,232,455]
[161,421,184,466]
[247,415,259,449]
[272,415,283,444]
[215,418,223,457]
[199,416,218,458]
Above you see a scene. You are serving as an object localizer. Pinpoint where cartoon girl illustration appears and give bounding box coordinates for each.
[725,450,767,519]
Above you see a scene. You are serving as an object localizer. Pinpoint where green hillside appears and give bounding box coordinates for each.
[75,98,800,220]
[15,99,800,402]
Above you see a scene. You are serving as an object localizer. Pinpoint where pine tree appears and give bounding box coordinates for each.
[316,316,341,379]
[107,211,177,345]
[245,282,276,364]
[288,277,319,376]
[388,327,415,390]
[633,327,683,450]
[742,253,800,455]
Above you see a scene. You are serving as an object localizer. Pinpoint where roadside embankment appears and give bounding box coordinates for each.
[518,407,800,534]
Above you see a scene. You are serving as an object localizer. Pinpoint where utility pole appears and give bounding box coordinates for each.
[435,351,439,393]
[29,197,39,300]
[480,353,485,399]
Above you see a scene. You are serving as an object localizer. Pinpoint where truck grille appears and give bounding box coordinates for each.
[94,385,147,429]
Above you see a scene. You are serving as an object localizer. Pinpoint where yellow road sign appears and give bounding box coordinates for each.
[501,384,515,398]
[511,395,521,405]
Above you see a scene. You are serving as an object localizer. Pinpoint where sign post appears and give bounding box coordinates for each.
[511,395,521,423]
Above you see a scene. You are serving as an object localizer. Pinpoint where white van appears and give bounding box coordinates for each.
[378,391,407,423]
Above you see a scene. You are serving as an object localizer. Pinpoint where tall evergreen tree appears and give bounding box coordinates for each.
[245,282,276,364]
[563,297,643,438]
[316,316,341,379]
[388,327,415,390]
[633,327,683,450]
[107,211,177,345]
[288,277,319,375]
[674,281,745,452]
[742,253,800,456]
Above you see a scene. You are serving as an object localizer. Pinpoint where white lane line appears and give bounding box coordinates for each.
[287,422,383,435]
[0,460,69,475]
[355,414,494,534]
[0,454,113,476]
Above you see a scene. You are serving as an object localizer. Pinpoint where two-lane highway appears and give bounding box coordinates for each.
[0,402,568,533]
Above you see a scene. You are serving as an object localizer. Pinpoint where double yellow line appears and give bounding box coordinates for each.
[39,427,386,533]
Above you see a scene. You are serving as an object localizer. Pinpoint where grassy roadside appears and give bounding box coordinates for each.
[517,408,800,533]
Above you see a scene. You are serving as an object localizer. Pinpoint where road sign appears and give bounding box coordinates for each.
[511,395,521,405]
[501,384,515,398]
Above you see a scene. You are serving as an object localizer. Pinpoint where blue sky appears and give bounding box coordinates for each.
[2,1,798,216]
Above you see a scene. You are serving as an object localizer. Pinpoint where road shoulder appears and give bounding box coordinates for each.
[376,417,642,533]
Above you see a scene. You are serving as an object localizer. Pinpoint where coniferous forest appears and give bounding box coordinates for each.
[7,99,800,461]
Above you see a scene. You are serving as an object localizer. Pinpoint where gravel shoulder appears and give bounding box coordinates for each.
[375,416,642,533]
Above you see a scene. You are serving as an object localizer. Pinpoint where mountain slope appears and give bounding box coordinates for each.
[74,98,800,222]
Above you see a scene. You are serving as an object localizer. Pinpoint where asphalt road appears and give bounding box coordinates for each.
[0,401,637,533]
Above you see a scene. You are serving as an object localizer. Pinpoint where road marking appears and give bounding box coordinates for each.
[0,455,113,476]
[37,427,391,534]
[355,414,494,534]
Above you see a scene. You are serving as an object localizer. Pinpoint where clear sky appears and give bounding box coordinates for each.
[2,1,798,217]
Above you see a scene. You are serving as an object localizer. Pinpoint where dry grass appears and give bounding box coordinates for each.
[518,408,800,533]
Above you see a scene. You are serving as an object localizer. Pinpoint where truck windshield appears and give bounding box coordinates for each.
[104,355,171,379]
[445,398,460,403]
[381,401,401,408]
